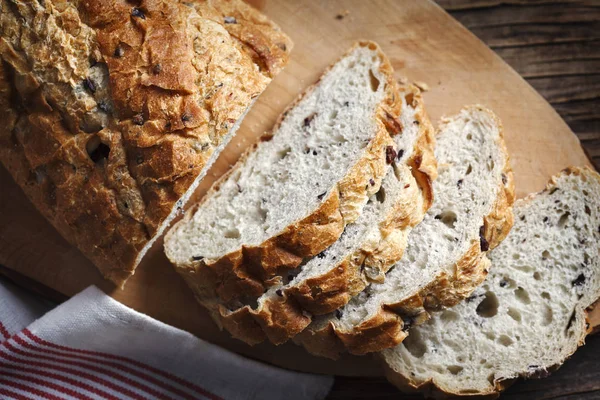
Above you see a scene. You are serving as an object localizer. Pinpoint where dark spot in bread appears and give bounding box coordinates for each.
[236,183,242,193]
[316,251,326,259]
[543,216,549,223]
[277,43,287,51]
[287,274,295,282]
[404,184,410,189]
[457,179,463,189]
[192,256,204,261]
[369,178,375,186]
[165,120,172,130]
[397,149,404,160]
[385,146,397,164]
[466,294,484,303]
[549,187,559,195]
[402,316,415,331]
[136,155,144,165]
[335,14,344,20]
[501,173,507,185]
[123,202,129,209]
[479,226,489,251]
[312,150,318,156]
[585,205,591,215]
[224,16,237,24]
[343,101,349,106]
[114,45,124,58]
[565,310,576,332]
[83,78,96,94]
[97,101,110,113]
[152,64,162,75]
[132,114,145,126]
[131,7,146,19]
[317,192,327,200]
[303,113,316,128]
[181,113,192,122]
[275,289,283,297]
[335,309,343,319]
[499,279,507,288]
[520,215,526,222]
[572,273,586,287]
[413,120,419,125]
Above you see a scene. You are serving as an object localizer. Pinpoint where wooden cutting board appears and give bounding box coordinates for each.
[0,0,595,377]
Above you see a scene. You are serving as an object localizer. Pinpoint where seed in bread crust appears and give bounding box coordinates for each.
[369,178,375,186]
[83,78,96,94]
[132,114,145,126]
[131,7,146,19]
[479,226,489,251]
[114,45,124,58]
[385,146,397,164]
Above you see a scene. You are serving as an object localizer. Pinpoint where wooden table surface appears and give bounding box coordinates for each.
[0,1,598,399]
[329,1,600,399]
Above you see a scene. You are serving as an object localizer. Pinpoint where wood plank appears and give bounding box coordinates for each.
[0,0,593,378]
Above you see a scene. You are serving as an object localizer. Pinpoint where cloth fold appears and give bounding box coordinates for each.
[0,277,333,400]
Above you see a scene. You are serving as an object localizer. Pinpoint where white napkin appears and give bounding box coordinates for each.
[0,278,333,400]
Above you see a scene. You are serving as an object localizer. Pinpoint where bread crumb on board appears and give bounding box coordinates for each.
[335,10,350,20]
[414,81,430,92]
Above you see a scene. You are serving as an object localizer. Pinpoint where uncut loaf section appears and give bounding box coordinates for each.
[164,41,436,344]
[295,106,515,357]
[383,167,600,398]
[0,0,291,286]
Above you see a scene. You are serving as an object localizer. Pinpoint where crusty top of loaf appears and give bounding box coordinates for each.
[0,0,291,286]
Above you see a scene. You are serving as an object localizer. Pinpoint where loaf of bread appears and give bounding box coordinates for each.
[295,106,515,358]
[212,82,435,345]
[0,0,291,286]
[383,167,600,397]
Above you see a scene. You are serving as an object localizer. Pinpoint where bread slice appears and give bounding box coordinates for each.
[383,167,600,398]
[295,106,515,357]
[0,0,291,287]
[165,42,436,322]
[215,87,435,345]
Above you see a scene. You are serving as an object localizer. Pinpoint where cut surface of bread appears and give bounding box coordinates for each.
[296,106,515,357]
[383,167,600,398]
[216,87,436,344]
[0,0,291,287]
[165,42,435,319]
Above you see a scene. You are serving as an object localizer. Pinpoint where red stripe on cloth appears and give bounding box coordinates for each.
[0,377,64,400]
[0,349,146,400]
[1,370,94,400]
[0,386,31,400]
[23,329,223,400]
[2,340,173,400]
[0,322,11,340]
[14,335,197,400]
[0,362,118,400]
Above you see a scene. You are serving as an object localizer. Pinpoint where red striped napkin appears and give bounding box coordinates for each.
[0,278,333,400]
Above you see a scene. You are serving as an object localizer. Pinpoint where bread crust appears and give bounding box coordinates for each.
[383,166,600,398]
[0,0,291,287]
[297,105,515,358]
